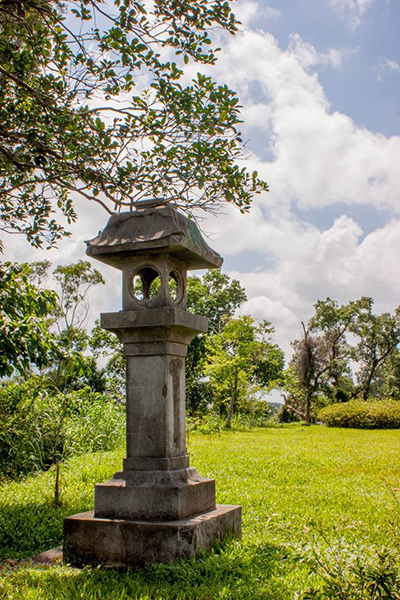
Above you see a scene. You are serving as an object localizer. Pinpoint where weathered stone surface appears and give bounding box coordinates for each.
[101,308,208,337]
[32,547,63,564]
[86,206,223,270]
[121,255,188,310]
[64,505,242,568]
[94,470,216,521]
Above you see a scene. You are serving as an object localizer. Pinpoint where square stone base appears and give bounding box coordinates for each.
[64,505,241,568]
[94,472,216,521]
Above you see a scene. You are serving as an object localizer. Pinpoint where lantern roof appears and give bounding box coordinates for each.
[86,204,223,270]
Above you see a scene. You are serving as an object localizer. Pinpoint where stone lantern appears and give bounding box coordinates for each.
[64,201,241,567]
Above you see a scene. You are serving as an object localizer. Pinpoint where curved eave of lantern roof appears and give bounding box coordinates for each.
[85,205,223,271]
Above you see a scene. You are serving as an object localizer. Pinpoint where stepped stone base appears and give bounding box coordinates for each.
[63,505,241,568]
[94,469,216,521]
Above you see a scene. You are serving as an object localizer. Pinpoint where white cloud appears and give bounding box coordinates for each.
[235,1,281,27]
[220,215,400,357]
[261,7,281,21]
[288,33,358,70]
[372,58,400,82]
[330,0,374,29]
[196,25,400,351]
[209,29,400,215]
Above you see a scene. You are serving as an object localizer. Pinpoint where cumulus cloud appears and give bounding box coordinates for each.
[234,1,281,27]
[288,33,358,70]
[209,29,400,215]
[220,216,400,356]
[195,24,400,354]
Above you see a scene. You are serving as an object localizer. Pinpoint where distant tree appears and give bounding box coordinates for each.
[0,262,57,378]
[277,368,303,422]
[350,298,400,401]
[49,261,105,391]
[24,260,107,391]
[187,270,247,333]
[185,269,247,413]
[380,349,400,401]
[0,0,268,250]
[285,297,400,418]
[52,260,105,332]
[29,259,51,287]
[287,323,331,424]
[204,316,284,427]
[308,298,363,402]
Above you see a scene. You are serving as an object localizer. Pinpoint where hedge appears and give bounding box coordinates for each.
[319,400,400,429]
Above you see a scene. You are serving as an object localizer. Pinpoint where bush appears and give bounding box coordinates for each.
[319,400,400,429]
[0,379,124,477]
[186,411,224,435]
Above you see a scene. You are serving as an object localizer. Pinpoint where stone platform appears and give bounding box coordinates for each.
[64,505,241,568]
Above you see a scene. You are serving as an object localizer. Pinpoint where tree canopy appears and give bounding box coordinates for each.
[0,0,268,249]
[282,297,400,423]
[205,316,284,426]
[0,262,58,377]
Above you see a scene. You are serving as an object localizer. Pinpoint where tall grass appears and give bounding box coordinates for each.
[0,382,125,478]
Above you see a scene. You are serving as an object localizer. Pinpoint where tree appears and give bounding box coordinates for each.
[0,262,58,378]
[288,323,331,424]
[277,368,303,423]
[284,297,400,419]
[187,270,247,333]
[52,260,105,332]
[48,260,106,391]
[204,316,284,427]
[284,299,359,424]
[0,0,268,249]
[380,349,400,401]
[185,269,247,413]
[308,298,362,402]
[350,298,400,401]
[21,259,107,391]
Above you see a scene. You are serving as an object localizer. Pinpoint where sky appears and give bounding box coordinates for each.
[4,0,400,360]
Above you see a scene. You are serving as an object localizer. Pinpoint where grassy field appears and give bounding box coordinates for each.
[0,425,399,599]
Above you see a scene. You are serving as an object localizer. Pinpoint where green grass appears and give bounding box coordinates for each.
[1,425,399,599]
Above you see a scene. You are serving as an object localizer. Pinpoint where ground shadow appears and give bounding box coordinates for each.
[3,540,293,600]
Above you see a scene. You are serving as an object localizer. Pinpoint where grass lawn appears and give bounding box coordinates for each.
[0,425,399,599]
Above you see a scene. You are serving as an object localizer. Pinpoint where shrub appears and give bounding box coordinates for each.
[0,379,124,477]
[186,412,224,436]
[319,400,400,429]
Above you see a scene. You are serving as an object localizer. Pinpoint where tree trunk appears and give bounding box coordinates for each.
[363,358,378,400]
[226,370,238,428]
[304,394,311,425]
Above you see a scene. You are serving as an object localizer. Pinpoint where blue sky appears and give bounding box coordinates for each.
[6,0,400,359]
